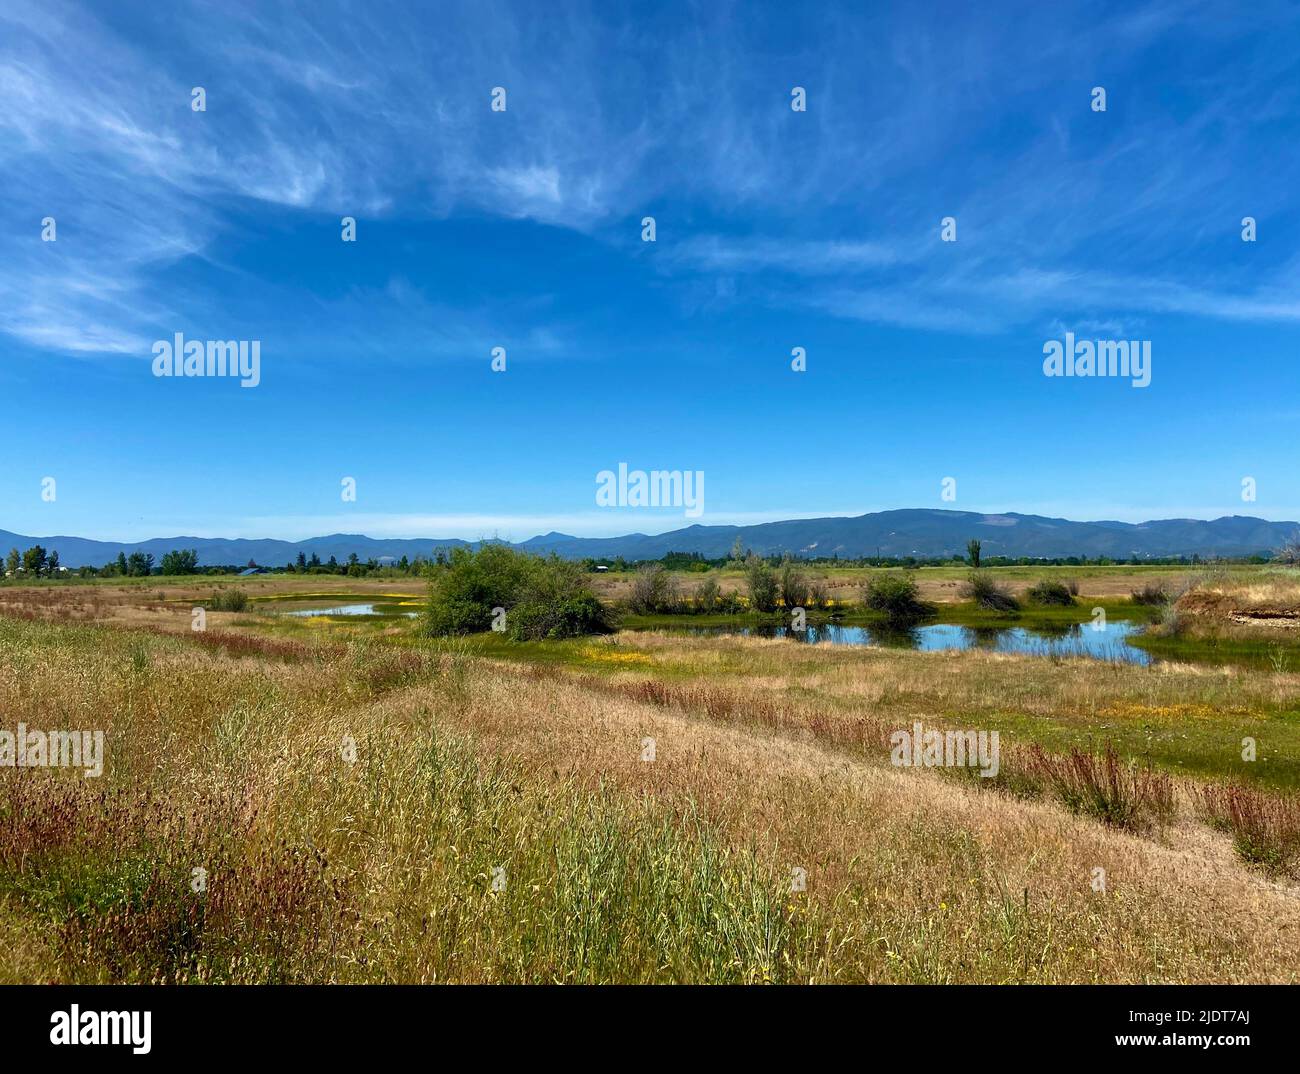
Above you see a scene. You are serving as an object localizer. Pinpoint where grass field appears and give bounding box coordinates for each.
[1,567,1298,983]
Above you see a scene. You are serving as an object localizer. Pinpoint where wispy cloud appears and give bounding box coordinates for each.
[4,0,1300,358]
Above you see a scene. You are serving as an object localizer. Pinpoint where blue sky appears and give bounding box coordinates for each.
[2,0,1299,541]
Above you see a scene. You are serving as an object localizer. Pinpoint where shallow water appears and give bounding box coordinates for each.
[648,619,1152,665]
[284,603,418,618]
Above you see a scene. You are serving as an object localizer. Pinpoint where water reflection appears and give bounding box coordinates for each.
[650,619,1150,665]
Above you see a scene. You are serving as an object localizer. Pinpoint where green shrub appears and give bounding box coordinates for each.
[861,573,931,622]
[744,556,779,613]
[424,546,613,640]
[962,573,1020,612]
[508,592,613,640]
[1025,580,1075,606]
[778,557,808,609]
[693,575,721,613]
[208,588,248,612]
[423,545,529,635]
[509,556,616,640]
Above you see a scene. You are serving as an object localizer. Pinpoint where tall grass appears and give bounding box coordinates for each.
[1020,744,1175,830]
[1193,783,1300,876]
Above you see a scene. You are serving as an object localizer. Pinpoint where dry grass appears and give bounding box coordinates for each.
[1,606,1298,983]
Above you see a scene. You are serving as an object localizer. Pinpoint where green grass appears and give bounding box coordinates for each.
[1131,630,1300,672]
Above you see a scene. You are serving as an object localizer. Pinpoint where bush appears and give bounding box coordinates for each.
[424,545,528,635]
[778,557,808,610]
[509,592,613,641]
[1025,579,1075,606]
[1130,583,1169,606]
[629,563,678,614]
[208,588,248,612]
[806,579,830,610]
[861,573,930,622]
[962,572,1020,612]
[693,575,721,613]
[744,556,779,613]
[424,546,613,640]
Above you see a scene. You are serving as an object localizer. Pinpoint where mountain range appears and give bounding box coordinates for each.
[2,510,1296,568]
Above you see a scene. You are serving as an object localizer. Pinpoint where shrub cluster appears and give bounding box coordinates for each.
[423,545,614,641]
[860,573,932,622]
[208,588,249,612]
[1025,579,1075,606]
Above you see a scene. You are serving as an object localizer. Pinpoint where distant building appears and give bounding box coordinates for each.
[239,566,265,576]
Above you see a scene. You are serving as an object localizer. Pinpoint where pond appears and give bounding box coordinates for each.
[646,619,1152,665]
[283,603,419,618]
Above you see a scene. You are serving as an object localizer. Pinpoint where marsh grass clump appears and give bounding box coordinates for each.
[962,573,1020,612]
[1193,783,1300,876]
[1023,744,1174,830]
[861,573,932,623]
[1025,580,1075,607]
[1130,583,1169,606]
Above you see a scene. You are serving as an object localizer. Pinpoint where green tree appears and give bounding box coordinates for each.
[22,545,48,575]
[47,550,60,575]
[5,548,18,575]
[967,539,982,569]
[116,552,128,575]
[160,548,199,575]
[126,551,154,577]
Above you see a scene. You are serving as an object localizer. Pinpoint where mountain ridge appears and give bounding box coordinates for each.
[2,510,1296,568]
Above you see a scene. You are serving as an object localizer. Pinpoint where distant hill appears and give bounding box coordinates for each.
[2,510,1296,568]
